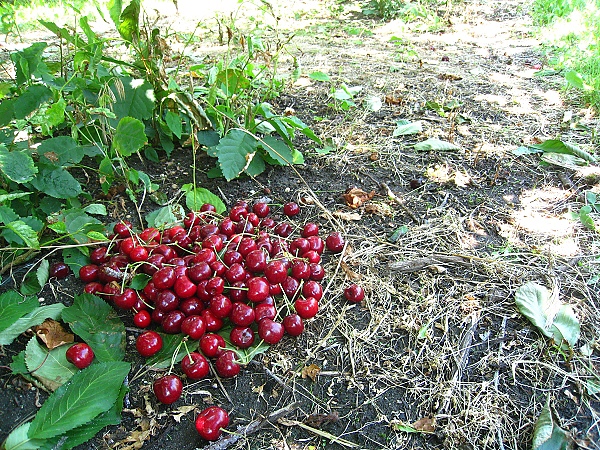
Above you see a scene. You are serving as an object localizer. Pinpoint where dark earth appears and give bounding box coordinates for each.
[1,0,600,449]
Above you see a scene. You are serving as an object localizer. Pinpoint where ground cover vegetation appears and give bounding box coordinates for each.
[0,0,599,449]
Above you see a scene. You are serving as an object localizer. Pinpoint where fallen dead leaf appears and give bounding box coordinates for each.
[412,417,436,432]
[341,262,362,281]
[333,211,362,221]
[33,319,74,350]
[301,363,321,381]
[385,94,403,105]
[172,405,196,423]
[343,187,375,209]
[437,73,462,81]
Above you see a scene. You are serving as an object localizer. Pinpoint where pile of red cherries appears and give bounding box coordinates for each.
[71,200,364,441]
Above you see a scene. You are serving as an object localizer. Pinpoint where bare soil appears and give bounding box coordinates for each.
[1,1,600,449]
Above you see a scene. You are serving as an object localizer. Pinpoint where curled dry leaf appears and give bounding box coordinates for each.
[341,261,362,281]
[33,319,74,350]
[301,363,321,382]
[333,211,362,221]
[172,405,196,423]
[343,187,375,209]
[412,417,436,432]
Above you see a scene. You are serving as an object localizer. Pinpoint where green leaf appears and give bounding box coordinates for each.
[530,139,596,163]
[216,129,258,181]
[165,110,182,139]
[83,203,107,215]
[390,422,420,433]
[185,188,226,214]
[3,422,47,450]
[309,71,330,82]
[514,282,580,349]
[36,259,49,287]
[112,116,147,157]
[61,294,126,362]
[62,247,90,273]
[0,291,38,334]
[110,76,154,121]
[0,192,31,203]
[513,145,541,156]
[147,333,197,369]
[532,397,574,450]
[38,136,82,167]
[414,138,459,152]
[107,0,123,29]
[129,273,151,290]
[541,153,588,169]
[245,153,266,176]
[10,42,47,85]
[28,361,130,440]
[0,304,64,346]
[393,120,422,136]
[30,165,82,199]
[564,70,585,89]
[117,0,140,42]
[0,149,37,183]
[13,85,52,119]
[25,337,77,391]
[145,204,184,228]
[261,136,294,166]
[5,220,40,249]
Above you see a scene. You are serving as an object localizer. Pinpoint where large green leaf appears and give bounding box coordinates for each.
[61,294,126,362]
[38,136,83,167]
[107,0,123,29]
[165,110,182,139]
[0,304,64,346]
[110,76,154,121]
[25,337,77,391]
[0,148,37,183]
[530,139,596,163]
[514,282,580,349]
[261,136,294,165]
[10,42,48,85]
[5,219,40,248]
[532,397,574,450]
[216,129,258,181]
[117,0,140,42]
[13,85,53,119]
[0,291,38,334]
[27,361,130,439]
[30,165,82,199]
[112,116,147,156]
[3,422,47,450]
[393,120,422,136]
[185,187,226,213]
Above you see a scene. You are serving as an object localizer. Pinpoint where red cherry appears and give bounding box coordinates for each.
[246,277,270,303]
[153,374,183,404]
[113,288,137,309]
[181,352,210,379]
[90,247,110,265]
[252,202,270,218]
[161,310,186,334]
[283,202,300,217]
[129,246,149,262]
[283,314,304,336]
[294,297,319,319]
[230,326,255,348]
[230,302,255,327]
[113,221,133,237]
[264,260,288,284]
[301,222,319,237]
[174,275,197,299]
[258,318,284,344]
[344,284,365,303]
[134,310,152,328]
[84,282,104,295]
[155,289,180,312]
[200,203,217,213]
[326,232,345,253]
[180,315,206,339]
[245,249,267,273]
[136,331,163,357]
[200,333,226,358]
[180,297,204,316]
[254,303,276,322]
[152,266,176,290]
[274,222,293,237]
[49,262,70,279]
[302,280,323,301]
[209,294,233,319]
[66,343,94,369]
[79,264,99,283]
[215,350,240,378]
[202,309,224,332]
[195,406,229,441]
[291,260,311,280]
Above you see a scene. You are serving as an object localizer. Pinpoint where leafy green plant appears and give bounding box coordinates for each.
[572,191,599,231]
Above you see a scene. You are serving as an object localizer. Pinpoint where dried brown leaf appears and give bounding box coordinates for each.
[341,262,362,281]
[437,73,462,81]
[333,211,362,221]
[172,405,196,423]
[33,319,74,350]
[412,417,436,432]
[301,364,321,381]
[343,187,375,209]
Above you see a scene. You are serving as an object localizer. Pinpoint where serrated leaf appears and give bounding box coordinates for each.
[6,220,40,248]
[260,136,293,166]
[13,85,52,119]
[3,422,47,450]
[216,130,258,181]
[0,192,31,202]
[36,259,49,287]
[83,203,107,216]
[414,138,459,152]
[86,231,108,241]
[0,291,38,334]
[62,247,90,274]
[110,76,154,121]
[129,273,151,290]
[146,204,184,228]
[25,337,77,391]
[185,188,226,214]
[515,282,580,349]
[245,153,266,176]
[0,149,37,183]
[165,110,182,139]
[309,71,330,82]
[112,116,147,157]
[30,165,82,199]
[0,304,64,346]
[61,294,126,362]
[532,397,574,450]
[147,333,198,369]
[393,120,422,136]
[38,136,82,167]
[28,361,130,440]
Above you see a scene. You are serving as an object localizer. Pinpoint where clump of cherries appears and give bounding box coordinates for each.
[60,200,364,441]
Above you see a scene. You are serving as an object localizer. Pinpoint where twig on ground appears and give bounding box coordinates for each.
[381,183,421,224]
[201,401,301,450]
[278,417,360,448]
[389,254,474,272]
